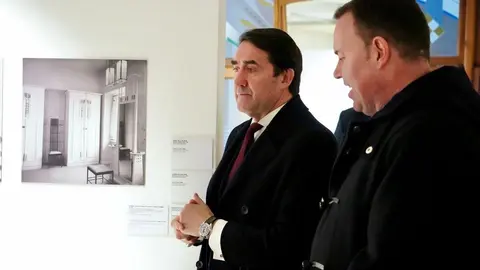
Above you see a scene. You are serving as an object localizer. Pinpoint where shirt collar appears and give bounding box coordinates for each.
[252,103,286,129]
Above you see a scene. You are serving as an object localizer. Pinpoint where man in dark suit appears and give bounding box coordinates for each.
[306,1,480,270]
[171,28,337,270]
[333,107,369,146]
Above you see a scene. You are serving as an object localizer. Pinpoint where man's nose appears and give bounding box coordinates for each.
[234,70,248,87]
[333,66,342,79]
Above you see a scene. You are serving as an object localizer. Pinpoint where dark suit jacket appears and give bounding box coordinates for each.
[333,108,369,146]
[196,95,337,270]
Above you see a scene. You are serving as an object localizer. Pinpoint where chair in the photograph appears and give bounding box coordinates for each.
[87,164,115,184]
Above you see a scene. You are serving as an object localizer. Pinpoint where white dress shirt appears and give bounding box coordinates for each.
[209,103,286,261]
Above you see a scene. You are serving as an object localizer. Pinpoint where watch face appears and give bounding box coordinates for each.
[199,223,211,237]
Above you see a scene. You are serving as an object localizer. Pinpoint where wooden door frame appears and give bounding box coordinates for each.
[474,67,480,92]
[432,0,476,81]
[273,0,305,32]
[462,0,476,80]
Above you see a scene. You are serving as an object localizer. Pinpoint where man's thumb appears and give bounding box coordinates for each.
[193,193,205,204]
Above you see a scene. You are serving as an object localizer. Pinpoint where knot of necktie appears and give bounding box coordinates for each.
[246,122,263,136]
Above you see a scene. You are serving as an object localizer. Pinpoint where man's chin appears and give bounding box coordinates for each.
[352,103,363,113]
[237,104,251,114]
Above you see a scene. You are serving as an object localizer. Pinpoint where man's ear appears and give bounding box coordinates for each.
[371,36,390,69]
[280,68,294,88]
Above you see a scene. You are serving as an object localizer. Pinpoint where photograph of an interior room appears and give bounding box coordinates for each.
[21,58,147,185]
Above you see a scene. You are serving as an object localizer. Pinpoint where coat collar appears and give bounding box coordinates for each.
[371,66,475,121]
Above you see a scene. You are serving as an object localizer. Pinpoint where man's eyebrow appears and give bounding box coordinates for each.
[243,60,258,65]
[231,60,258,65]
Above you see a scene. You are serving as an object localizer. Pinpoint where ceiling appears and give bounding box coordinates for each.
[287,0,347,23]
[286,0,349,34]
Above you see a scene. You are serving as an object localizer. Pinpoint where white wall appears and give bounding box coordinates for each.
[222,79,249,147]
[300,50,353,132]
[0,1,225,270]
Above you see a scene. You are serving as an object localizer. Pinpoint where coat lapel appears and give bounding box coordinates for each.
[220,131,277,200]
[206,122,249,209]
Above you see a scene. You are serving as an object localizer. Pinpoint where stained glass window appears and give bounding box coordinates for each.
[416,0,461,57]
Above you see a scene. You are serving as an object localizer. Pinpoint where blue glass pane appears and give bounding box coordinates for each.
[225,0,274,58]
[225,38,237,59]
[416,0,460,57]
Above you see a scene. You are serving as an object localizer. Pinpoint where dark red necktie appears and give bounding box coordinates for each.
[228,122,263,179]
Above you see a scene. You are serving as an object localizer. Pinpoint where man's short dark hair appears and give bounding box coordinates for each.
[239,28,302,95]
[334,0,430,61]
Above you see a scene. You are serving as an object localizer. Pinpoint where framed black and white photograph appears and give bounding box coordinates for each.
[21,58,147,185]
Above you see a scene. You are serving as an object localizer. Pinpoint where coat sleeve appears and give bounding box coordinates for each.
[219,131,337,268]
[346,124,465,270]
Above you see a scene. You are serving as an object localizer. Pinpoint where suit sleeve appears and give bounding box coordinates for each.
[219,131,337,268]
[346,125,450,270]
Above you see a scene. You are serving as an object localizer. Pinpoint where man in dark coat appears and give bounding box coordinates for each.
[333,107,369,146]
[171,28,338,270]
[305,1,480,270]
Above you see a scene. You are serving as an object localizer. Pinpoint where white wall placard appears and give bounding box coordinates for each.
[171,136,214,208]
[171,136,214,170]
[171,170,212,205]
[127,205,169,237]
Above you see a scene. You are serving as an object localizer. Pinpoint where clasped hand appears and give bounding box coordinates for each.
[170,193,213,245]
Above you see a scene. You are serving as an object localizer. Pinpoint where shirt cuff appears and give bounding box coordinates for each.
[208,219,227,261]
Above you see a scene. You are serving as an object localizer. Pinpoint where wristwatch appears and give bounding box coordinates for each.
[199,215,217,239]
